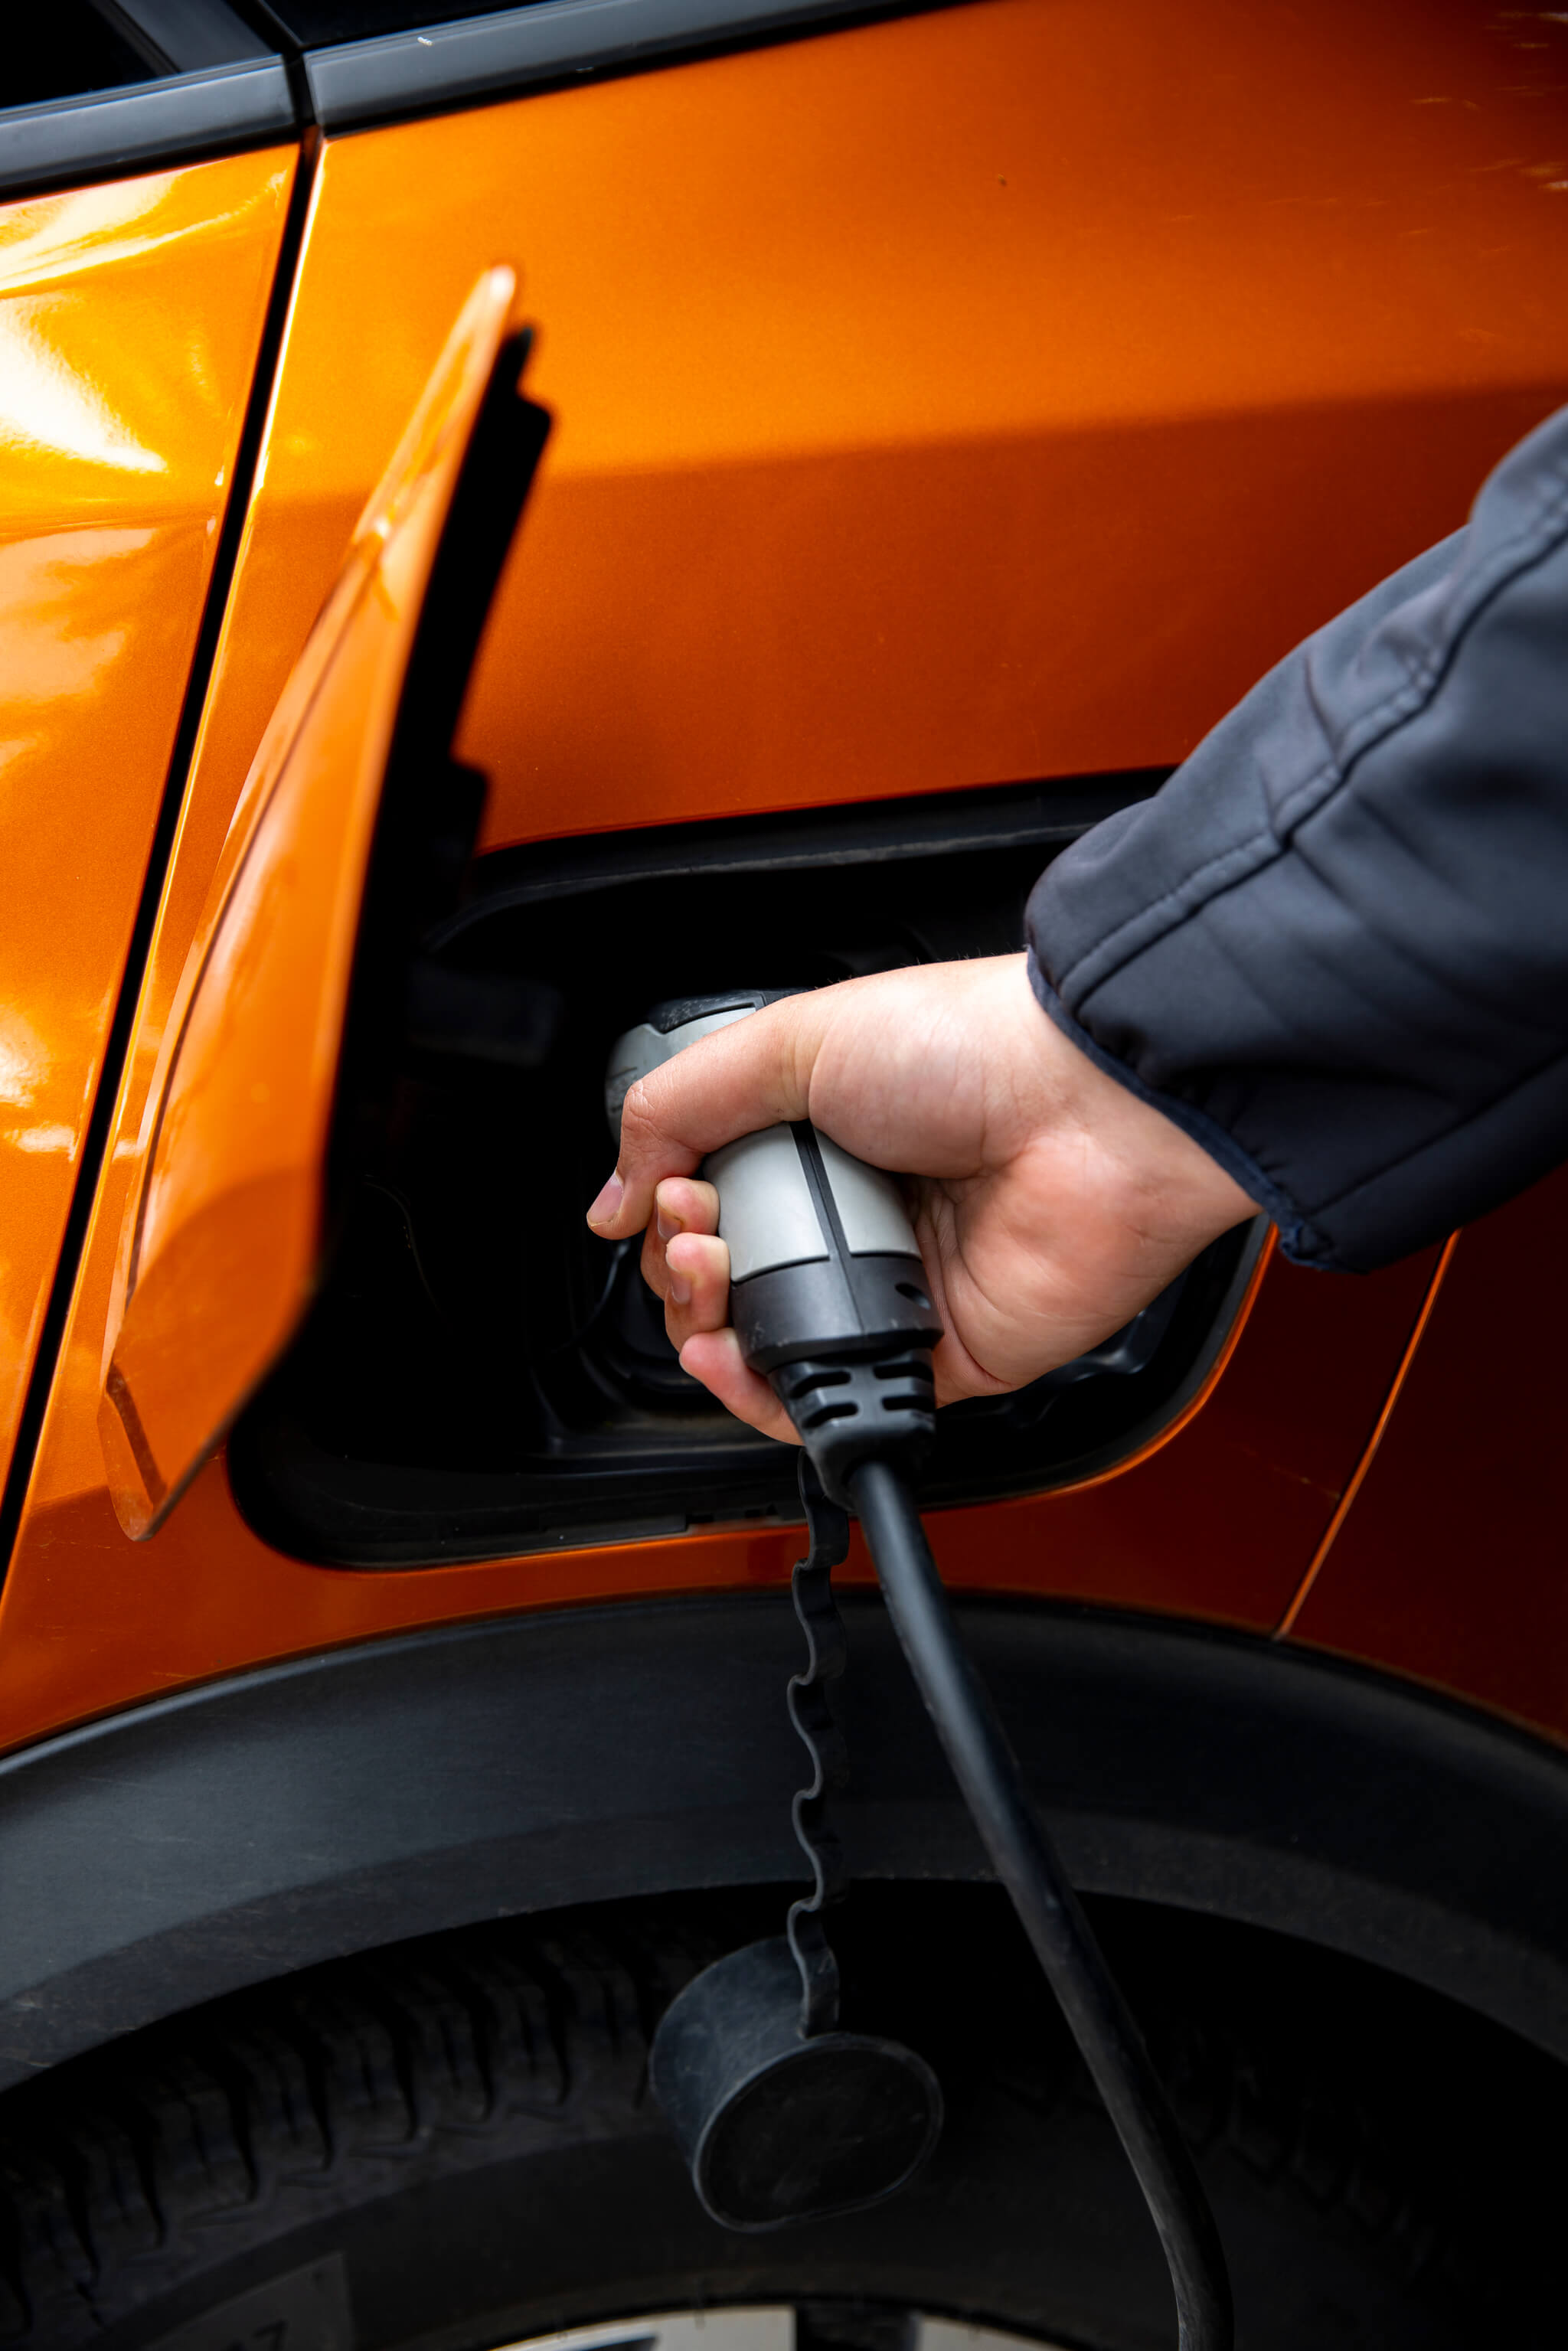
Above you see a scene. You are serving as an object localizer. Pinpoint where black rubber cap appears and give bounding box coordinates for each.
[649,1936,942,2232]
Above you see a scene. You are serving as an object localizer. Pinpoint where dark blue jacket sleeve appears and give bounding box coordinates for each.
[1024,402,1568,1273]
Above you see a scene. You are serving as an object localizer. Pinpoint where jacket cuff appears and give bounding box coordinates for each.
[1024,949,1340,1269]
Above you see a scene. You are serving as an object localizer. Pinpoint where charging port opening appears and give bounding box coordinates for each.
[228,773,1264,1566]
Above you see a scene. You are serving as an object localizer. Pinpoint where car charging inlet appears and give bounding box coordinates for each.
[625,995,1233,2350]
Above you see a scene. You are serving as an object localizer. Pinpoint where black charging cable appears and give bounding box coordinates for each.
[607,994,1231,2332]
[848,1454,1233,2351]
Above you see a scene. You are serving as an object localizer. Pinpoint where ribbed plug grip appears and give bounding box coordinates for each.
[769,1346,936,1506]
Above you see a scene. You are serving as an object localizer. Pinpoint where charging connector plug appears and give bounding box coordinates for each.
[612,993,1232,2347]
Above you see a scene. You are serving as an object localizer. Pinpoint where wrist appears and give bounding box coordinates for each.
[1021,965,1259,1250]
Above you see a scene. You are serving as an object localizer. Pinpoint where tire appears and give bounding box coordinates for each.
[0,1889,1559,2351]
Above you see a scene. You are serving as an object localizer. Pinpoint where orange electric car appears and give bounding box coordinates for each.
[2,1,1568,2343]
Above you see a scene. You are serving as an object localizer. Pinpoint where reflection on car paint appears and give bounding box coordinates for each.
[0,152,293,1507]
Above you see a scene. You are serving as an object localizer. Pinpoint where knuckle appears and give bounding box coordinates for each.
[620,1072,681,1161]
[618,1075,662,1154]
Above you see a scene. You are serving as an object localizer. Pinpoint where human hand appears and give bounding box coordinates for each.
[586,953,1257,1444]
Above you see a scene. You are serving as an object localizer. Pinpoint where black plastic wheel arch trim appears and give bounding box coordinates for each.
[2,1595,1568,2091]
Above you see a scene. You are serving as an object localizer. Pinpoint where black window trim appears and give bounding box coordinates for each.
[305,0,931,129]
[0,56,296,200]
[0,0,942,201]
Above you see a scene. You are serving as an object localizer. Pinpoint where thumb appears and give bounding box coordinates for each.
[586,991,823,1237]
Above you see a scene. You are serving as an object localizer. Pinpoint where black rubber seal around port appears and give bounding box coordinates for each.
[428,770,1171,948]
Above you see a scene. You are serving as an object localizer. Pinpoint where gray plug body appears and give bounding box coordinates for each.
[604,991,942,1495]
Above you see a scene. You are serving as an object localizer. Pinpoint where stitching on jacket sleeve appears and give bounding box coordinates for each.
[1052,824,1282,993]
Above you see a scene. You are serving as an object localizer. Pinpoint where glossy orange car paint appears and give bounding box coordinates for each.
[185,0,1568,876]
[100,266,522,1540]
[1286,1160,1568,1745]
[0,1239,1438,1753]
[0,152,292,1513]
[0,0,1566,1770]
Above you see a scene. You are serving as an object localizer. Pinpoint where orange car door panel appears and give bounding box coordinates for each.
[98,267,549,1536]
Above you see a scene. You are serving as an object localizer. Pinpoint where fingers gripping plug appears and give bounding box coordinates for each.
[604,991,942,1500]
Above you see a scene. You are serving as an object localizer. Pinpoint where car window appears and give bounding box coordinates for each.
[14,5,158,108]
[247,0,524,41]
[0,0,290,201]
[2,0,871,193]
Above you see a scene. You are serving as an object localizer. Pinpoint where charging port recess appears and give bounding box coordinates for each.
[227,774,1265,1568]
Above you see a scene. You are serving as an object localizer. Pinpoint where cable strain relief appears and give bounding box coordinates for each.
[769,1345,936,1508]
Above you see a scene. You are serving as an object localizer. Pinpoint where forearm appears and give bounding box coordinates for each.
[1027,403,1568,1272]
